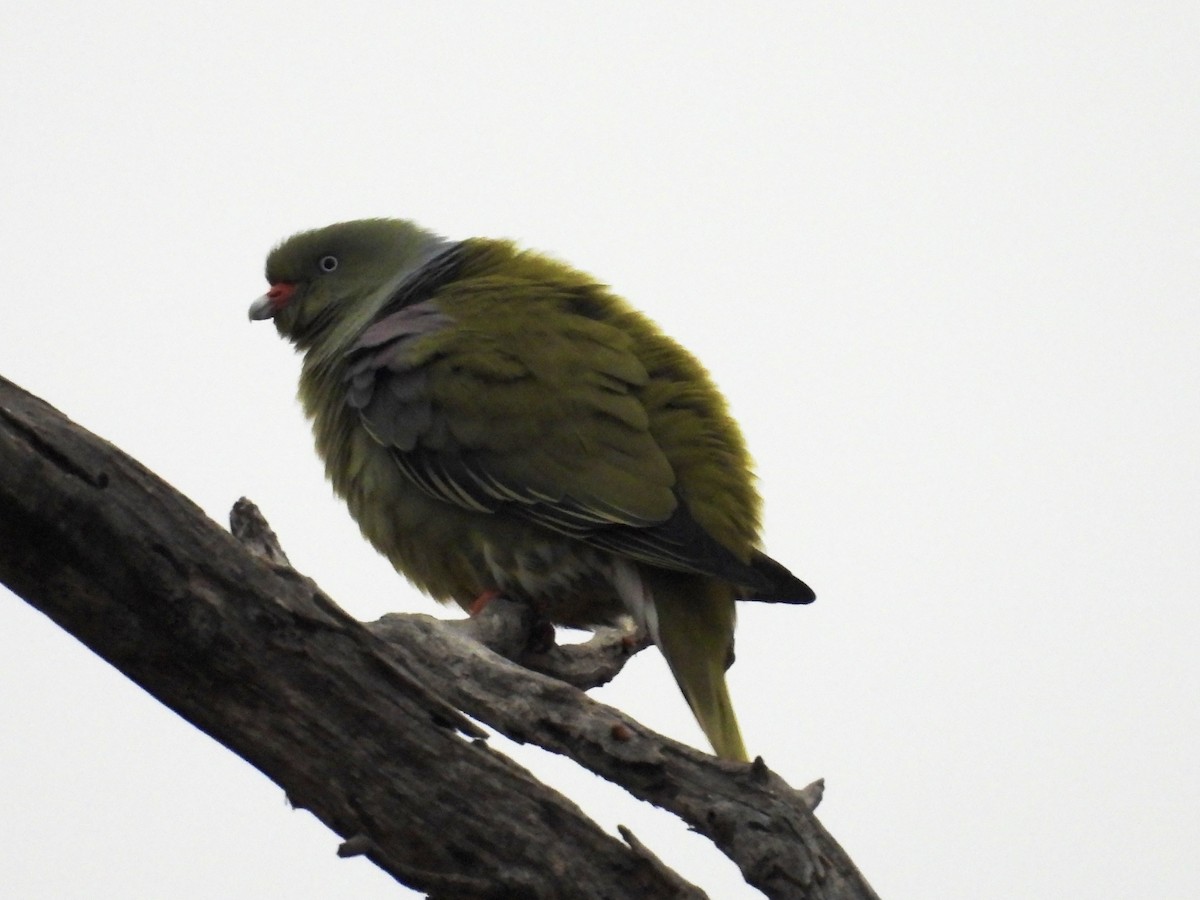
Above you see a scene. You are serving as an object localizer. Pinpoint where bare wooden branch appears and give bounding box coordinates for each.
[0,374,879,900]
[451,597,649,691]
[367,611,866,898]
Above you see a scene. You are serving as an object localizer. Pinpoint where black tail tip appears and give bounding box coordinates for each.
[746,553,816,604]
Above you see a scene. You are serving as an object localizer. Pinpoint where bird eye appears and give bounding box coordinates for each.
[318,255,339,273]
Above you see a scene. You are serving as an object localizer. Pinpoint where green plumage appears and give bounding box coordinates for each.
[250,218,814,761]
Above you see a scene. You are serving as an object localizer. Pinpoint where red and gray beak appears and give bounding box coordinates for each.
[248,282,297,321]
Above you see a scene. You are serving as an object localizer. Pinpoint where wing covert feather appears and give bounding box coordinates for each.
[342,277,789,590]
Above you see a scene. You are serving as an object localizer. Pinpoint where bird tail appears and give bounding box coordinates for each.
[645,571,749,762]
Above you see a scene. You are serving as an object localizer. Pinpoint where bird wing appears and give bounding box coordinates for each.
[342,280,799,593]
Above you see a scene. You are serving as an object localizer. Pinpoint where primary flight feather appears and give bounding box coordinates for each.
[249,218,814,760]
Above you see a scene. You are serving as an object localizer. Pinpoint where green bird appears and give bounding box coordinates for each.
[249,218,814,761]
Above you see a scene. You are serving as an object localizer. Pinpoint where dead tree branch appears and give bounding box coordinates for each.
[0,374,878,900]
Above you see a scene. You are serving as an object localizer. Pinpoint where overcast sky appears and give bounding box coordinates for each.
[2,3,1197,898]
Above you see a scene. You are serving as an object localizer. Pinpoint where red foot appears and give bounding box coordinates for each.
[468,589,502,617]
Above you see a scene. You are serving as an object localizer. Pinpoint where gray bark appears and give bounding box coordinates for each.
[0,374,879,900]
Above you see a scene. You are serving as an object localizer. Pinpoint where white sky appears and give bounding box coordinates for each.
[2,3,1197,898]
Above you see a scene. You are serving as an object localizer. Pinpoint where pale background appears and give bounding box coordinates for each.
[2,3,1196,898]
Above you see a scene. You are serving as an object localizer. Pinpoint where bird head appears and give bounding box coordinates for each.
[249,218,445,352]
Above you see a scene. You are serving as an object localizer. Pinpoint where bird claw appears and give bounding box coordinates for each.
[526,619,557,654]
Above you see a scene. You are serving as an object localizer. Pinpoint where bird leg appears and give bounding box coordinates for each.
[467,588,503,616]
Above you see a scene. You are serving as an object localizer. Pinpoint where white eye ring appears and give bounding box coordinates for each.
[318,255,339,273]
